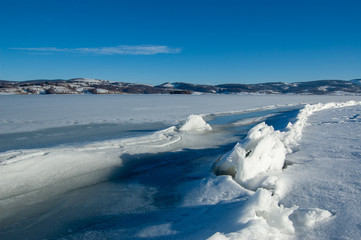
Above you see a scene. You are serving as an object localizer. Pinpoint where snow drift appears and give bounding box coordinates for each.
[211,101,361,239]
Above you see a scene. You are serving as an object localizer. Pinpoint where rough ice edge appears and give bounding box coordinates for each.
[211,100,361,240]
[0,115,215,202]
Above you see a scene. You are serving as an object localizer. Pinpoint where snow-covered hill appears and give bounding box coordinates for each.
[1,78,361,95]
[0,78,168,95]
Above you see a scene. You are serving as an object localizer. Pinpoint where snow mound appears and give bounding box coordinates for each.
[182,176,249,206]
[291,208,332,228]
[179,114,212,132]
[209,189,297,240]
[240,189,297,234]
[215,123,286,189]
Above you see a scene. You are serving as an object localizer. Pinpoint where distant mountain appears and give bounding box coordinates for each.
[1,78,361,95]
[0,78,169,95]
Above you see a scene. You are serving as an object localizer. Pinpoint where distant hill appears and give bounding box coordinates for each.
[350,79,361,85]
[1,78,361,95]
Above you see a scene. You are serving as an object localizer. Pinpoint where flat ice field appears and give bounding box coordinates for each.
[1,94,361,240]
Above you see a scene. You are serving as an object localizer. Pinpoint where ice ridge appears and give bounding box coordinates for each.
[211,100,361,239]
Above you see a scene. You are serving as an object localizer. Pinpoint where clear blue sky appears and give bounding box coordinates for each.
[1,0,361,85]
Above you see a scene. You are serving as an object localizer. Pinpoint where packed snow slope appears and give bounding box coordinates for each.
[280,104,361,239]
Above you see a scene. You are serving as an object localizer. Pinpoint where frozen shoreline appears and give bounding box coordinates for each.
[1,95,361,239]
[211,100,361,239]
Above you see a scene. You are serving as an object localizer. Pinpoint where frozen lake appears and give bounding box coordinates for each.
[1,95,361,239]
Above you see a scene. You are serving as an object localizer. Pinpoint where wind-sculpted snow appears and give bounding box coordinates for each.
[211,100,361,240]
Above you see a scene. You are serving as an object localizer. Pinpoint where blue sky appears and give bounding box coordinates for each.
[1,0,361,85]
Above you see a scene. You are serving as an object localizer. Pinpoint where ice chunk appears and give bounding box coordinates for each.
[215,122,286,188]
[240,188,297,234]
[179,114,212,132]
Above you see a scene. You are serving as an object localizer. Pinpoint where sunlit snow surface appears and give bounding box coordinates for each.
[1,95,361,240]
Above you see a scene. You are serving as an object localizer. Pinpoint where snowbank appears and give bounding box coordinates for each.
[283,100,361,152]
[211,101,361,239]
[179,114,212,132]
[209,189,297,240]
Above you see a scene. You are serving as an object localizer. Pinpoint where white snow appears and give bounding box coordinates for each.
[317,86,329,91]
[179,114,212,132]
[280,104,361,239]
[161,83,174,88]
[209,188,297,240]
[290,208,332,228]
[1,95,361,239]
[95,88,109,94]
[182,176,249,206]
[215,123,286,190]
[211,100,361,239]
[72,78,104,84]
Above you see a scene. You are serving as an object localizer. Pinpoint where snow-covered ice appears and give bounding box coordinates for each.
[281,104,361,239]
[211,101,361,240]
[1,94,359,134]
[1,95,361,240]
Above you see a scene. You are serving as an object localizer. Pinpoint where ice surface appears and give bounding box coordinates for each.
[0,124,220,203]
[1,94,360,134]
[1,95,361,239]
